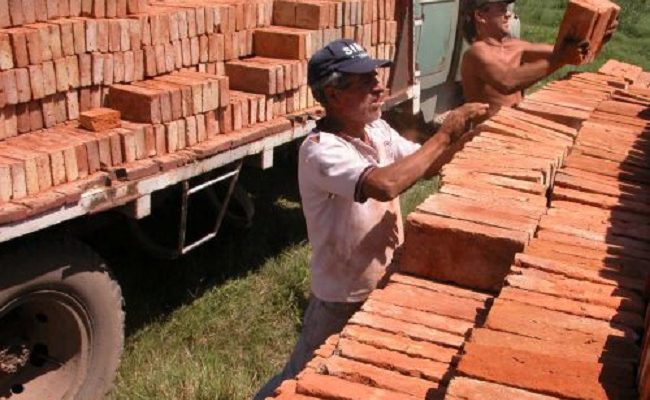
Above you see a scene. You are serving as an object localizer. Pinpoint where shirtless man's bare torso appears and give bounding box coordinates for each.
[460,0,614,111]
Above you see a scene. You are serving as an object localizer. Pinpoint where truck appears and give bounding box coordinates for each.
[0,0,519,398]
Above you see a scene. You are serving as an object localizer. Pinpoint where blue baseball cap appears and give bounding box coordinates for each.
[307,39,391,86]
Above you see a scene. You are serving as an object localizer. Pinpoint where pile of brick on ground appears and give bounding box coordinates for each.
[265,60,650,400]
[0,0,398,224]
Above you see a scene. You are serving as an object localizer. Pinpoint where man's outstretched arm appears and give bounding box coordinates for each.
[361,103,488,201]
[520,42,554,63]
[464,38,588,96]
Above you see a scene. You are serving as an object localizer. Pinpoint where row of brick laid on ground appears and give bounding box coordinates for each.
[263,59,650,400]
[0,0,398,224]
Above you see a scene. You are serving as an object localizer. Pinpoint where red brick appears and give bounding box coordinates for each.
[225,59,278,95]
[108,83,162,123]
[500,286,643,332]
[416,193,539,237]
[485,299,639,346]
[113,51,124,83]
[65,55,80,89]
[372,281,485,321]
[61,91,77,121]
[0,159,13,203]
[176,118,186,149]
[253,26,311,60]
[42,130,85,179]
[8,0,24,26]
[133,49,144,81]
[79,107,121,131]
[0,0,11,28]
[57,128,101,173]
[6,28,29,68]
[538,214,650,254]
[96,19,109,52]
[295,1,330,29]
[2,70,18,105]
[348,311,465,348]
[0,155,26,199]
[295,373,414,400]
[442,168,547,196]
[135,80,182,120]
[273,0,296,26]
[471,327,631,364]
[318,355,438,398]
[184,115,197,146]
[107,158,158,181]
[14,190,66,217]
[446,377,565,400]
[0,33,14,71]
[25,65,44,101]
[524,238,649,281]
[163,120,179,153]
[155,74,204,114]
[507,265,645,314]
[15,68,32,103]
[400,212,527,292]
[121,121,148,160]
[0,202,29,224]
[340,323,457,364]
[516,99,589,129]
[457,342,636,399]
[364,297,473,338]
[154,43,166,75]
[0,145,44,194]
[45,0,58,19]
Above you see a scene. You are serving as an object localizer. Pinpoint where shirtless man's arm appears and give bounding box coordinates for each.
[520,42,554,63]
[462,40,581,96]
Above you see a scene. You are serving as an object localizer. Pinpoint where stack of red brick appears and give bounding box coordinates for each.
[399,93,588,293]
[450,69,650,400]
[0,0,399,225]
[269,273,491,399]
[262,59,650,400]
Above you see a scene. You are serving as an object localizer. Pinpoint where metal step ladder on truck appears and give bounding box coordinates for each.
[0,0,496,397]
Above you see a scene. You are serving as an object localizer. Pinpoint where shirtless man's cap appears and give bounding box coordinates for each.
[468,0,514,10]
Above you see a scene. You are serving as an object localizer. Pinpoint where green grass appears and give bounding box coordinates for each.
[105,2,650,398]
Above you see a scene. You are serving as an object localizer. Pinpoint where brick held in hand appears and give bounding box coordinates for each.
[79,107,121,131]
[554,0,619,66]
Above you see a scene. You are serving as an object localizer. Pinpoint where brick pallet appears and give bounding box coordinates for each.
[0,0,398,224]
[264,59,650,400]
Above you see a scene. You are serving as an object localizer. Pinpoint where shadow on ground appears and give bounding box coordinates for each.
[85,142,308,336]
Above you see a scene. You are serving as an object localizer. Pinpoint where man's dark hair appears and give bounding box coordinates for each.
[461,0,489,43]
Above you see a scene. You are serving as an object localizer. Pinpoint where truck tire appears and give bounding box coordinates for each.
[0,236,124,400]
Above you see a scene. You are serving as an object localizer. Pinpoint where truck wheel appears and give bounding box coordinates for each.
[0,237,124,400]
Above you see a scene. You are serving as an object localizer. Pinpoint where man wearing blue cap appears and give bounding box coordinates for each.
[461,0,617,109]
[253,38,487,399]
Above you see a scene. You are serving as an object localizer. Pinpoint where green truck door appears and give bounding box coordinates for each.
[414,0,465,121]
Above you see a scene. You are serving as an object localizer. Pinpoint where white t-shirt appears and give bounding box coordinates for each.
[298,118,421,302]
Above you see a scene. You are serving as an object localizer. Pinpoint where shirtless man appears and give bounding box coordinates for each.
[461,0,612,109]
